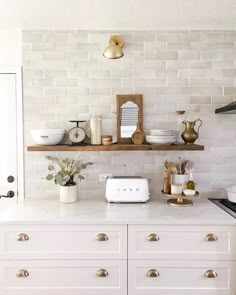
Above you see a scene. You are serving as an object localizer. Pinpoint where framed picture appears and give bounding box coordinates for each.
[116,94,143,144]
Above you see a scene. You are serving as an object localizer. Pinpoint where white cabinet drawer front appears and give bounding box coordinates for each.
[0,260,127,295]
[0,225,127,259]
[128,260,236,295]
[128,225,235,260]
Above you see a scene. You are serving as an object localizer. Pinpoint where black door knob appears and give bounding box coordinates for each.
[7,176,14,183]
[7,191,15,198]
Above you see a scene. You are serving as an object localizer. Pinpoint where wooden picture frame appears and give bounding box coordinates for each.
[116,94,143,144]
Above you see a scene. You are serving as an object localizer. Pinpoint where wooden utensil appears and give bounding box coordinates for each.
[131,122,144,145]
[165,161,178,174]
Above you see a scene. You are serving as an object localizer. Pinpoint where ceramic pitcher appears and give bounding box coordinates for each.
[181,119,202,145]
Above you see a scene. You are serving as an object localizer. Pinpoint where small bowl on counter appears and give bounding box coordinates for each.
[31,129,65,145]
[225,185,236,203]
[183,189,196,196]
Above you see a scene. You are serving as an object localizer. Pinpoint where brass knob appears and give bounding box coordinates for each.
[147,233,159,242]
[205,270,217,278]
[96,233,108,241]
[147,269,159,278]
[16,269,29,278]
[205,233,218,242]
[17,233,29,241]
[96,269,109,277]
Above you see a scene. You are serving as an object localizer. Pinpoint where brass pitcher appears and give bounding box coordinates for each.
[181,119,202,145]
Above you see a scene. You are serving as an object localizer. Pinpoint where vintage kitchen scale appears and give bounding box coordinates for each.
[68,120,87,145]
[161,190,199,207]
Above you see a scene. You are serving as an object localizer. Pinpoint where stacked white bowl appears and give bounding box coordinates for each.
[146,129,177,145]
[31,129,65,145]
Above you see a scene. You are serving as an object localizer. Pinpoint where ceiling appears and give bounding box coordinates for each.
[0,0,236,30]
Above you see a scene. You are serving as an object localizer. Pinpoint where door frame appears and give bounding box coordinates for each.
[0,67,24,203]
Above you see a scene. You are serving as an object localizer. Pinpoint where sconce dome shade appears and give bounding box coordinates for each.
[103,44,124,59]
[103,35,124,59]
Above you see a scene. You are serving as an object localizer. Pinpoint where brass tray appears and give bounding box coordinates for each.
[161,190,199,207]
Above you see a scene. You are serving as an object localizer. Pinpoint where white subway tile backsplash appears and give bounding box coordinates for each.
[201,33,225,42]
[201,51,225,60]
[44,52,65,60]
[66,33,88,43]
[23,33,43,43]
[56,78,77,87]
[32,42,54,51]
[67,87,89,95]
[178,51,201,60]
[133,33,155,42]
[44,87,67,96]
[144,42,166,51]
[44,70,67,78]
[32,79,55,87]
[43,32,66,43]
[23,29,236,200]
[156,33,201,42]
[167,43,190,51]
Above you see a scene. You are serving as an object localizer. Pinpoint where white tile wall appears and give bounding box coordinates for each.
[22,30,236,200]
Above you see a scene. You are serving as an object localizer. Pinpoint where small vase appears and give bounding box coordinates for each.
[59,184,78,203]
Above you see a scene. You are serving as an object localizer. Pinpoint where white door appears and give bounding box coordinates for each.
[0,73,18,204]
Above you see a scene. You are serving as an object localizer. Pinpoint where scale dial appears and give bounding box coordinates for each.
[68,127,86,144]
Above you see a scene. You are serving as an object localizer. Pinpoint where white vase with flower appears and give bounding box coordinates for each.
[45,156,92,203]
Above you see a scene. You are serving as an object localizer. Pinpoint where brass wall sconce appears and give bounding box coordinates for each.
[103,35,124,59]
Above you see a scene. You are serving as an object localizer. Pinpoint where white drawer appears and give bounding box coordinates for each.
[0,225,127,259]
[0,259,127,295]
[128,225,236,260]
[128,260,236,295]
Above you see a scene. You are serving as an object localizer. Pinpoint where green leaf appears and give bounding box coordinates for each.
[55,173,63,185]
[62,175,70,184]
[48,164,54,171]
[46,174,54,181]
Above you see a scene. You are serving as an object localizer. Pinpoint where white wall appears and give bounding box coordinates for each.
[0,29,21,65]
[22,29,236,201]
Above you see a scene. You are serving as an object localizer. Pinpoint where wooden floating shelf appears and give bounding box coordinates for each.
[27,144,204,152]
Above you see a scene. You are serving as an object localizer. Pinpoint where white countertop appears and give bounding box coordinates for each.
[0,197,235,225]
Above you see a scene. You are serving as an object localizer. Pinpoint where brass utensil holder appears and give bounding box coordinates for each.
[161,191,199,207]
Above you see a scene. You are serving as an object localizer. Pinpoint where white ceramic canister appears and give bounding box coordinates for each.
[171,174,188,185]
[171,174,188,195]
[59,184,77,203]
[90,114,102,145]
[171,184,183,195]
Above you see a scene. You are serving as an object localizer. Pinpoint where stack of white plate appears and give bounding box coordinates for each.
[146,129,177,144]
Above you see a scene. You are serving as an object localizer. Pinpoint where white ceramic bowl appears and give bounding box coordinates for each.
[226,190,236,203]
[183,189,196,196]
[150,129,175,136]
[146,135,176,144]
[31,129,65,145]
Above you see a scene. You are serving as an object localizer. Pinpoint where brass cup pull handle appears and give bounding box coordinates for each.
[96,233,108,241]
[17,233,29,241]
[205,233,218,242]
[147,269,159,278]
[16,269,29,278]
[147,233,159,242]
[205,270,217,278]
[96,269,109,277]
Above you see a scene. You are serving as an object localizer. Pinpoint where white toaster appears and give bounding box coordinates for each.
[105,176,150,203]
